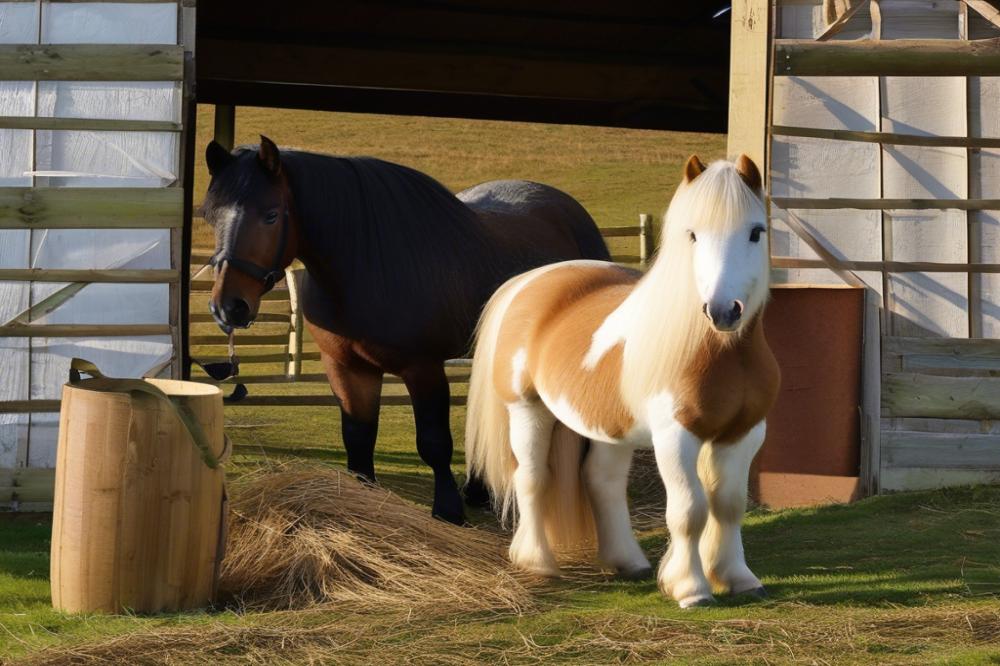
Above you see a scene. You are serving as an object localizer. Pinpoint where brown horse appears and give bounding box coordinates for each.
[203,136,611,524]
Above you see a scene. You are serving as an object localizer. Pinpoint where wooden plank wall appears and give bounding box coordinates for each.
[768,0,1000,493]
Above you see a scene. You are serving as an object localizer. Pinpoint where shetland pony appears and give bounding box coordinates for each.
[465,155,780,607]
[202,137,611,525]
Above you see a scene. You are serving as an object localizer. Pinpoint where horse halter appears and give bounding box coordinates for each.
[209,206,290,291]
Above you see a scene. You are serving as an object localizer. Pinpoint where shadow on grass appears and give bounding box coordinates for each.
[621,485,1000,607]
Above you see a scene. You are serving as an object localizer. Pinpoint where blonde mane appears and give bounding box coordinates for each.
[621,159,768,410]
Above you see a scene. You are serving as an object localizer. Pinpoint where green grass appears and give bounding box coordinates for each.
[2,109,999,663]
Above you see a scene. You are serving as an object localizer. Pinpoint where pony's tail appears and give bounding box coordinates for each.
[466,272,595,554]
[465,276,520,525]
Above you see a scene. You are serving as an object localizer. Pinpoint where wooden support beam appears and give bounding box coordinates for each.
[775,38,1000,76]
[728,0,771,169]
[0,187,183,229]
[772,197,1000,210]
[213,104,235,151]
[0,116,181,132]
[0,268,179,283]
[0,44,184,81]
[0,324,171,337]
[771,257,1000,273]
[771,124,1000,148]
[860,288,881,496]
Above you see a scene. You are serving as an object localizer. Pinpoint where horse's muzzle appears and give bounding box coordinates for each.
[209,298,252,332]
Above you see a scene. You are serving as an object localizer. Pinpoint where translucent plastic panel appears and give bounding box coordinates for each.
[26,414,57,468]
[33,130,178,187]
[32,283,169,326]
[38,81,181,123]
[29,228,170,270]
[0,413,27,468]
[42,3,177,44]
[0,3,39,43]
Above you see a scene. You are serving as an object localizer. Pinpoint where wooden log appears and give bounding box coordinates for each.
[51,378,226,614]
[882,372,1000,419]
[0,44,184,81]
[0,324,171,337]
[0,116,181,132]
[0,268,179,283]
[772,197,1000,210]
[776,38,1000,77]
[0,187,182,229]
[771,124,1000,149]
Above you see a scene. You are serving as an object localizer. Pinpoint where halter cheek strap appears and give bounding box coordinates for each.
[210,208,290,292]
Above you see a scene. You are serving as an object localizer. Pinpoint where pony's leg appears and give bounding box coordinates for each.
[653,422,714,608]
[321,353,384,482]
[583,442,651,579]
[401,361,465,525]
[507,400,560,576]
[699,421,767,597]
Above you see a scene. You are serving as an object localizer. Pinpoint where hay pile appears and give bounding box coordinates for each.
[218,465,532,614]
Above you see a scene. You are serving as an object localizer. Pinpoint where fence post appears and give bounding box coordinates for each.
[285,267,304,380]
[639,213,653,267]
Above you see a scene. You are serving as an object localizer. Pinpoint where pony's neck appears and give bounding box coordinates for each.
[619,241,722,409]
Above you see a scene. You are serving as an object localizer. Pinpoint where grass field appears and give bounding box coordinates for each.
[2,107,1000,664]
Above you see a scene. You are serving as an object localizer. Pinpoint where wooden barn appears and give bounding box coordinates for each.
[1,0,999,510]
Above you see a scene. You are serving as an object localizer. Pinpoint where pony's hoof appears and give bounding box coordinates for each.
[678,594,716,609]
[738,586,768,599]
[616,566,654,581]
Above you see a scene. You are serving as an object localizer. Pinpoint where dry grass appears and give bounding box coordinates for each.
[217,465,533,614]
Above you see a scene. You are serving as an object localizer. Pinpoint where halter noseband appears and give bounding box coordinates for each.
[209,207,290,291]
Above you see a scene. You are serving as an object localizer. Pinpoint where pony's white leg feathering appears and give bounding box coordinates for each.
[583,441,650,578]
[653,423,714,608]
[698,421,766,596]
[508,400,560,577]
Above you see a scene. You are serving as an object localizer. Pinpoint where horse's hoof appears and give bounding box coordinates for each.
[463,484,492,509]
[615,566,654,581]
[678,594,716,609]
[432,508,466,526]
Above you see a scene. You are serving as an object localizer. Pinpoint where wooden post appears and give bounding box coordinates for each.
[213,104,235,151]
[285,267,304,380]
[727,0,771,170]
[638,213,653,267]
[859,288,882,496]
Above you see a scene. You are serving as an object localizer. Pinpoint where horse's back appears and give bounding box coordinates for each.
[458,180,611,262]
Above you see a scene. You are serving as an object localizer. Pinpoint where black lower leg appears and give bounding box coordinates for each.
[411,387,465,525]
[341,410,378,482]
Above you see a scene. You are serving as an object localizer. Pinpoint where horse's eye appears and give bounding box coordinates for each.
[687,230,697,244]
[749,226,764,243]
[264,210,279,225]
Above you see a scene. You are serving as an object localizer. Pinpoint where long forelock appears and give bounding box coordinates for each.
[666,161,765,237]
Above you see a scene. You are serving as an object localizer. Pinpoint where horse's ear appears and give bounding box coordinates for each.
[258,135,281,176]
[735,154,762,192]
[206,140,233,176]
[683,154,707,183]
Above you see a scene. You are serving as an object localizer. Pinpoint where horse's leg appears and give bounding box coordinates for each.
[583,441,651,579]
[321,353,384,482]
[652,422,713,608]
[698,421,767,597]
[400,361,465,524]
[507,400,560,576]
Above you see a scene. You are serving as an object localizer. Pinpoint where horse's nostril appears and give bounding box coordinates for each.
[224,298,252,327]
[731,300,744,320]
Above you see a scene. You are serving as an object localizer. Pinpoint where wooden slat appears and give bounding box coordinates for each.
[192,371,472,385]
[0,116,180,132]
[882,430,1000,470]
[884,336,1000,372]
[226,394,468,407]
[190,279,286,291]
[882,372,1000,419]
[775,38,1000,76]
[0,324,171,337]
[610,254,642,263]
[600,225,641,238]
[771,257,1000,273]
[0,44,184,81]
[816,0,871,41]
[0,400,61,414]
[0,467,56,506]
[197,351,321,364]
[189,333,289,346]
[189,312,290,323]
[860,289,881,496]
[772,197,1000,210]
[0,268,179,283]
[0,187,183,229]
[771,124,1000,148]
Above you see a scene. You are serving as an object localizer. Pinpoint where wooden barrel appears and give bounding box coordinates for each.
[51,377,227,614]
